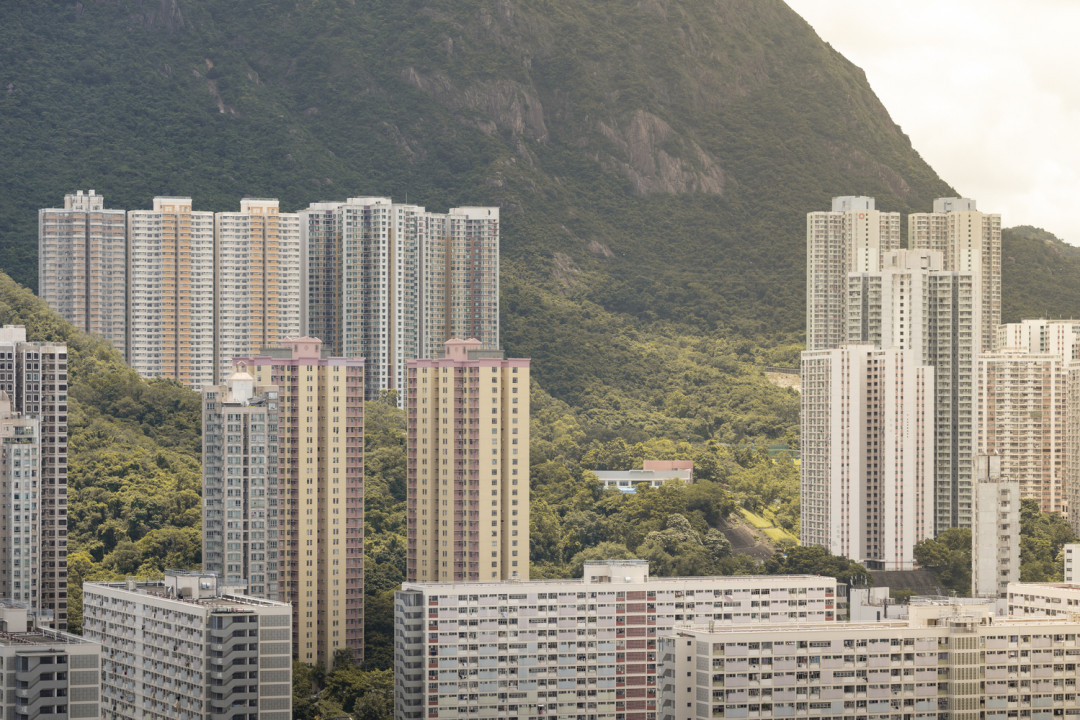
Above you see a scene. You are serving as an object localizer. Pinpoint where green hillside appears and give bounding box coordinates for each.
[1002,226,1080,322]
[0,0,958,425]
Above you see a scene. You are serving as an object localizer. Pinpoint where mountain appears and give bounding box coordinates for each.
[3,1,1076,445]
[0,0,958,426]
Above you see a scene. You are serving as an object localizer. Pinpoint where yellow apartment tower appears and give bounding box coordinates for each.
[127,196,215,388]
[214,199,301,383]
[244,338,365,667]
[406,339,529,582]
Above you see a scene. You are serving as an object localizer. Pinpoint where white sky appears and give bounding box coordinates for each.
[785,0,1080,244]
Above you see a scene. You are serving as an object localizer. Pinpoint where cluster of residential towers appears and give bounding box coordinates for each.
[801,195,1080,576]
[38,190,500,394]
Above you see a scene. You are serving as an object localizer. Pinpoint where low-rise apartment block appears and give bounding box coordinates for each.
[660,598,1079,720]
[394,560,837,720]
[82,571,292,720]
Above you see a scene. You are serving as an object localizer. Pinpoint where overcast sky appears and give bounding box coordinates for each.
[785,0,1080,244]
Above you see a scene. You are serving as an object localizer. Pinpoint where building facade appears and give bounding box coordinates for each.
[0,604,100,720]
[971,455,1020,598]
[202,367,280,600]
[242,338,364,666]
[659,599,1075,720]
[0,391,40,614]
[846,249,977,534]
[82,571,291,720]
[0,326,68,630]
[394,560,839,720]
[977,350,1068,515]
[909,197,1001,353]
[800,344,934,570]
[406,339,529,583]
[214,199,301,384]
[38,190,127,353]
[127,196,216,388]
[805,196,900,352]
[300,198,500,399]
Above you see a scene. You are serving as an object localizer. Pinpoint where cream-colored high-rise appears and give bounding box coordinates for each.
[38,190,127,353]
[244,338,364,668]
[128,197,215,388]
[214,199,301,383]
[910,197,1001,352]
[406,339,529,582]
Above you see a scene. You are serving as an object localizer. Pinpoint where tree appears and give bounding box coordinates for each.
[914,528,971,595]
[764,545,872,586]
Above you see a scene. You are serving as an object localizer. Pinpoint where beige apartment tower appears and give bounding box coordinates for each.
[406,339,529,582]
[242,338,364,667]
[909,197,1001,352]
[128,196,216,388]
[38,190,127,353]
[977,349,1068,515]
[214,199,301,383]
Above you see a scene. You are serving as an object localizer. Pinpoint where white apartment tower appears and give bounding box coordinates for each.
[38,190,127,353]
[0,392,40,613]
[82,571,292,720]
[202,366,280,599]
[127,196,216,388]
[909,197,1001,352]
[0,326,68,629]
[971,455,1020,598]
[214,199,301,383]
[805,196,900,351]
[800,344,934,569]
[846,249,978,533]
[301,197,499,399]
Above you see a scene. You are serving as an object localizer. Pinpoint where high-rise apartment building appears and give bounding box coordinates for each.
[202,367,280,599]
[128,196,216,388]
[0,326,68,630]
[997,318,1080,358]
[805,196,900,352]
[909,197,1001,352]
[38,190,127,353]
[977,349,1068,514]
[301,197,499,399]
[406,339,529,582]
[394,560,838,720]
[0,391,40,613]
[800,344,934,570]
[242,338,364,666]
[971,455,1020,598]
[846,249,977,533]
[214,199,301,384]
[82,571,291,720]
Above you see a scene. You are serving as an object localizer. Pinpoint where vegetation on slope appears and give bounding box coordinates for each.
[1002,226,1080,322]
[913,499,1078,596]
[0,0,955,383]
